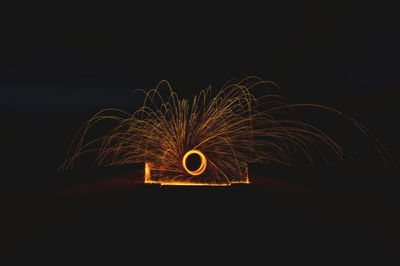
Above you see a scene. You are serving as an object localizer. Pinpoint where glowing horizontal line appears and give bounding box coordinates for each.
[160,182,229,186]
[231,180,250,184]
[144,180,250,186]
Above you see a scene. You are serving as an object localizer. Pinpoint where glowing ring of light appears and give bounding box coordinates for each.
[182,150,207,176]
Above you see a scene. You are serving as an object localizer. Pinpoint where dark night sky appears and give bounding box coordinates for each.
[1,3,399,178]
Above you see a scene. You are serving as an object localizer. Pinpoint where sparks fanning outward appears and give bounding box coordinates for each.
[59,77,398,185]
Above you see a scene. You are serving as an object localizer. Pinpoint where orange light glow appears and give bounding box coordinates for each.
[143,161,249,186]
[61,76,398,187]
[145,162,151,182]
[182,150,207,176]
[156,182,229,186]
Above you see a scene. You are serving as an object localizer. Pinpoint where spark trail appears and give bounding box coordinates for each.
[59,77,397,185]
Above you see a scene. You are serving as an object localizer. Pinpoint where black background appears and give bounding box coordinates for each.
[1,3,400,263]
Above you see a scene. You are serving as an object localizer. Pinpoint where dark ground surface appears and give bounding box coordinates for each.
[2,164,399,264]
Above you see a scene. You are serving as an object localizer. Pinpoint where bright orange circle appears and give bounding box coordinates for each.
[182,150,207,176]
